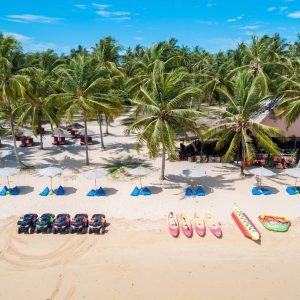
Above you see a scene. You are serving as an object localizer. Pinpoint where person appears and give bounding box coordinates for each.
[100,215,106,226]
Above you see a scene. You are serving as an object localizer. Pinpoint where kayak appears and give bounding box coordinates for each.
[180,213,193,238]
[167,212,180,237]
[258,214,291,232]
[194,210,206,237]
[205,212,222,238]
[231,206,260,241]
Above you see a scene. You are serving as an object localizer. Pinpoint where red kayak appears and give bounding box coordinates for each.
[180,213,193,238]
[167,212,180,237]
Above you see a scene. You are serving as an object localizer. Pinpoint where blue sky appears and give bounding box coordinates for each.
[0,0,299,53]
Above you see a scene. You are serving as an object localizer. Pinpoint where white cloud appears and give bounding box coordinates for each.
[196,20,216,25]
[7,14,60,24]
[97,10,130,17]
[3,32,32,42]
[268,6,288,12]
[227,15,243,23]
[93,3,112,10]
[134,36,143,41]
[268,7,276,12]
[109,17,131,21]
[240,25,260,30]
[75,4,87,9]
[288,11,300,18]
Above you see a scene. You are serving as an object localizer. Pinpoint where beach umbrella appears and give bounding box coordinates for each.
[39,167,63,190]
[15,128,33,137]
[182,169,206,178]
[284,168,300,186]
[69,122,84,129]
[0,167,19,188]
[78,128,94,136]
[249,167,275,186]
[83,169,107,190]
[52,128,70,138]
[127,166,152,188]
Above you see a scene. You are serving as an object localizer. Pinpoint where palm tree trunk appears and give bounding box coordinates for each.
[105,114,109,135]
[97,111,104,149]
[7,101,24,167]
[83,110,89,165]
[241,140,245,175]
[38,119,43,150]
[160,147,166,180]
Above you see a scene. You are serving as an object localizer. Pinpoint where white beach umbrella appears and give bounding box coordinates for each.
[83,169,107,190]
[78,128,95,136]
[52,128,70,138]
[249,167,275,186]
[127,167,152,188]
[39,167,63,190]
[182,169,206,178]
[284,168,300,186]
[0,167,19,188]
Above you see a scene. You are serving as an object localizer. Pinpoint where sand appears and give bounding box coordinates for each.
[0,113,300,299]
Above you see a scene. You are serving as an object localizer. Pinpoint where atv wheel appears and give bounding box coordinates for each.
[17,228,21,234]
[47,228,52,234]
[52,228,57,234]
[82,227,87,234]
[29,226,35,234]
[35,228,40,234]
[69,228,73,234]
[88,228,92,234]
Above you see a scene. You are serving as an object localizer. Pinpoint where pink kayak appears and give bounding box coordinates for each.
[180,213,193,238]
[194,210,206,237]
[205,212,222,238]
[168,212,180,237]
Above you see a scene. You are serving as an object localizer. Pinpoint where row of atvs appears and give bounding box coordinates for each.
[168,208,291,240]
[17,213,107,234]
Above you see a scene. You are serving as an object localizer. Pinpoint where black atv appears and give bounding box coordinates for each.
[88,214,107,234]
[69,214,89,234]
[17,214,38,234]
[35,213,55,233]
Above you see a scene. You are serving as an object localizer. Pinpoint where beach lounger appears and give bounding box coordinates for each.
[130,186,140,196]
[195,186,206,196]
[55,185,65,196]
[96,187,105,196]
[87,189,96,196]
[0,185,8,196]
[141,187,151,196]
[185,187,194,197]
[261,188,272,195]
[39,187,50,196]
[286,186,299,195]
[10,186,20,196]
[252,187,263,195]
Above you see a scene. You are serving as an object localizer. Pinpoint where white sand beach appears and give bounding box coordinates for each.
[0,115,300,299]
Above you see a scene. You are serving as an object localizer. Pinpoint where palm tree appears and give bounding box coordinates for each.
[125,61,203,180]
[51,54,114,165]
[0,34,29,167]
[206,71,282,174]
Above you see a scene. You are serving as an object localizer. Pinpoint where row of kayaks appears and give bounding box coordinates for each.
[168,208,291,241]
[168,211,222,238]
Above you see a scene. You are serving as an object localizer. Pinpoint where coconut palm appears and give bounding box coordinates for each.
[125,61,203,180]
[206,71,282,174]
[0,34,29,167]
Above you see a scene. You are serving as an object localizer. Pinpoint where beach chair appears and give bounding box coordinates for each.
[130,186,140,196]
[55,185,65,196]
[195,186,206,196]
[261,188,272,195]
[286,186,298,195]
[39,187,50,196]
[10,186,20,196]
[0,185,8,196]
[185,187,194,197]
[252,187,263,195]
[96,187,105,196]
[87,189,96,196]
[141,187,151,196]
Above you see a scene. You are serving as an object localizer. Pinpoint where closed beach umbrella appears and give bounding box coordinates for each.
[39,167,63,190]
[127,167,152,188]
[0,167,19,188]
[284,168,300,186]
[182,169,206,178]
[249,167,275,186]
[52,128,70,138]
[83,169,107,189]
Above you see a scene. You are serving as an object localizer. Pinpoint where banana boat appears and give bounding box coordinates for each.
[231,206,261,241]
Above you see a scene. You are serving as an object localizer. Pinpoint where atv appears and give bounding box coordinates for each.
[35,213,55,233]
[88,214,107,234]
[52,214,70,234]
[17,214,38,234]
[69,214,89,234]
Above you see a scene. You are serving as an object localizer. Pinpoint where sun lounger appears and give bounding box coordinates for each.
[39,187,50,196]
[130,186,140,196]
[286,186,299,195]
[141,187,151,196]
[185,187,194,197]
[10,186,20,195]
[261,188,272,195]
[96,187,105,196]
[195,186,206,196]
[55,185,65,196]
[252,187,263,195]
[0,185,8,196]
[87,189,96,196]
